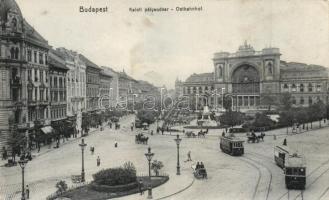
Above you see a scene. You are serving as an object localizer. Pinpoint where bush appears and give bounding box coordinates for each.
[92,162,137,186]
[55,180,68,194]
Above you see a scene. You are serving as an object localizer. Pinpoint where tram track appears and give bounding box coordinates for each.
[239,154,272,200]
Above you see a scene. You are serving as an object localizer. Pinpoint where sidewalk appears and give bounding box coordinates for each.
[120,170,194,200]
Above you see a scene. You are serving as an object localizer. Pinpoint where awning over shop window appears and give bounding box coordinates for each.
[41,126,53,134]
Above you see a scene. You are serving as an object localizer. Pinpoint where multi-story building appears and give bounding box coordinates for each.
[101,66,119,107]
[99,69,112,109]
[48,49,68,123]
[177,42,329,112]
[56,48,86,116]
[0,0,52,152]
[80,54,101,112]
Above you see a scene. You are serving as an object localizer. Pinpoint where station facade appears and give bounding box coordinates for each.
[176,42,329,111]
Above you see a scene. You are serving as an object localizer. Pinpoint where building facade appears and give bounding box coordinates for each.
[0,0,52,152]
[48,49,68,122]
[177,42,329,111]
[101,66,119,107]
[81,55,101,112]
[56,48,86,116]
[99,69,112,109]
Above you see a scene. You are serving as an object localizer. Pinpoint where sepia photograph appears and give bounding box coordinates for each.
[0,0,329,199]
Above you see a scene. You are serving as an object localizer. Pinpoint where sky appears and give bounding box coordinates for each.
[16,0,329,88]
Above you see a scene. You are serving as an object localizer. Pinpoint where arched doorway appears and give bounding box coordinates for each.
[232,64,260,94]
[231,64,260,109]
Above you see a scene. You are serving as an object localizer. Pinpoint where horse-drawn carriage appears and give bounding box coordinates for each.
[197,129,208,138]
[246,132,265,143]
[192,164,207,179]
[135,133,149,144]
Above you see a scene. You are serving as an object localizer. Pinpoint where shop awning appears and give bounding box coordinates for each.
[41,126,53,134]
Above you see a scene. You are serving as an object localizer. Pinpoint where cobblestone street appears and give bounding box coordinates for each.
[1,115,329,200]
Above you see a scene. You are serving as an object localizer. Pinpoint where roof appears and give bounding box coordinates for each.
[285,153,306,168]
[0,0,22,22]
[100,70,113,78]
[49,49,69,71]
[79,54,101,70]
[185,73,214,83]
[23,19,49,48]
[119,71,138,82]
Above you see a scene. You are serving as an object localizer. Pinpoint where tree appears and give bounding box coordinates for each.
[261,93,278,111]
[219,111,243,127]
[151,160,164,176]
[223,96,232,111]
[55,180,68,194]
[252,113,275,128]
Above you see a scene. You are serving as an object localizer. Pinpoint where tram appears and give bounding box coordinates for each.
[285,153,306,190]
[274,145,290,168]
[220,136,244,156]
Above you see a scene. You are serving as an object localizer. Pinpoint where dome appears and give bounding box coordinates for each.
[0,0,23,22]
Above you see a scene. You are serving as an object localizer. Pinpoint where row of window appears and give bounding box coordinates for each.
[51,91,66,102]
[27,49,47,65]
[282,83,322,92]
[27,68,48,83]
[50,76,66,88]
[87,87,99,97]
[27,88,48,101]
[28,107,48,122]
[51,108,66,120]
[291,96,321,105]
[184,86,215,94]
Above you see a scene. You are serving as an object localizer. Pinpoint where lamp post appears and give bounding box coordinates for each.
[221,88,225,112]
[145,147,154,199]
[174,134,182,175]
[18,159,28,200]
[79,138,87,182]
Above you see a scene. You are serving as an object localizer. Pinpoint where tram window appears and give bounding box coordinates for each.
[279,152,285,159]
[286,168,292,174]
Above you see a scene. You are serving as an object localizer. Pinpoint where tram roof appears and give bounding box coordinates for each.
[285,154,306,167]
[274,145,290,153]
[221,136,244,142]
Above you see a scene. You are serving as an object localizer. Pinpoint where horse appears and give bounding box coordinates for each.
[185,131,196,138]
[256,132,266,141]
[198,130,208,138]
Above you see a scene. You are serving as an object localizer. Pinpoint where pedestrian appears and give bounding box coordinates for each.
[196,162,200,170]
[225,127,228,133]
[131,125,134,131]
[161,128,164,135]
[114,141,118,148]
[26,185,30,199]
[200,162,205,169]
[138,179,144,195]
[97,156,101,167]
[222,131,225,137]
[283,138,287,146]
[187,150,192,161]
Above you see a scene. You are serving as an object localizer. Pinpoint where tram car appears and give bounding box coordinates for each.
[284,153,306,190]
[274,145,290,168]
[220,136,244,156]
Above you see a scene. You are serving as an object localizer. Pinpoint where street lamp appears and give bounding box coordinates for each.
[18,159,28,200]
[221,88,225,112]
[79,138,87,182]
[145,147,154,199]
[174,134,182,175]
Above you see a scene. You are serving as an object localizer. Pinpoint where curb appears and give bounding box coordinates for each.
[155,177,195,200]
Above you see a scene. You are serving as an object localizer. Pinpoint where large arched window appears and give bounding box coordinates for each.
[283,84,288,92]
[299,84,304,92]
[232,64,260,94]
[291,84,296,92]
